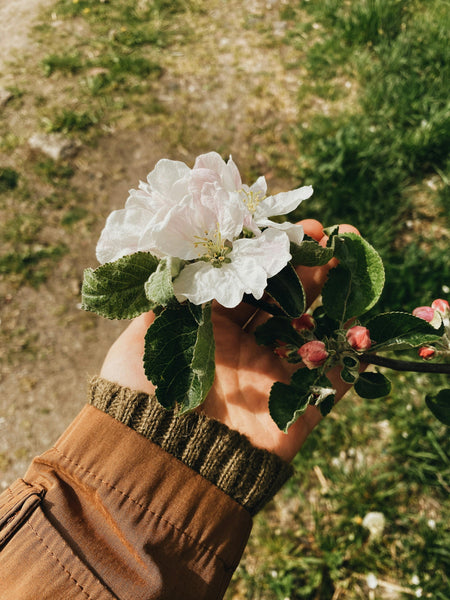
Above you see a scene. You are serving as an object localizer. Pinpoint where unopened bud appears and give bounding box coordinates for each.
[418,346,435,360]
[298,340,328,369]
[412,305,442,329]
[346,326,372,351]
[431,298,449,315]
[291,314,315,332]
[412,306,436,322]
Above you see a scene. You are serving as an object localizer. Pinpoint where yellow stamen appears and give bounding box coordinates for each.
[240,189,265,214]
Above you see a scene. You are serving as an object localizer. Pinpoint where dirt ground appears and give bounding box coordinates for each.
[0,0,306,488]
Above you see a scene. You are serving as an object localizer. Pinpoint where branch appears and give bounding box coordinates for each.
[360,353,450,374]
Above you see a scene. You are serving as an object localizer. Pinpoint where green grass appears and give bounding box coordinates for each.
[286,0,450,312]
[227,374,450,599]
[34,0,190,136]
[0,167,19,192]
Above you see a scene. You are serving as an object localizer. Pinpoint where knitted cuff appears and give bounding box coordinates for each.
[89,377,293,515]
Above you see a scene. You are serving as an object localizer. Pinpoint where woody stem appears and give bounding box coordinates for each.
[360,353,450,374]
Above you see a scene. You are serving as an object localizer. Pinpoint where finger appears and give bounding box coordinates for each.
[297,223,361,304]
[100,312,156,393]
[301,218,324,241]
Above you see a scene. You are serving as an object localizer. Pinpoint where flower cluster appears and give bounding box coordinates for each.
[96,152,313,308]
[273,313,372,371]
[413,298,450,359]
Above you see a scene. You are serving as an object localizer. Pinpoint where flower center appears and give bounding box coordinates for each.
[193,224,232,267]
[240,189,265,214]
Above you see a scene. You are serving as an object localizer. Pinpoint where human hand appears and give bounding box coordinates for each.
[100,220,360,462]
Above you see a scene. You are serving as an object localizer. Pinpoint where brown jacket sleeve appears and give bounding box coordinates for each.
[0,380,292,599]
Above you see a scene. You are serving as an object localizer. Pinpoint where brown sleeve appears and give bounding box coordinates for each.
[0,379,293,599]
[1,406,252,599]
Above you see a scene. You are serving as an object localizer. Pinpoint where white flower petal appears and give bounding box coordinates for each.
[96,205,152,264]
[146,158,190,196]
[173,261,248,307]
[149,186,246,260]
[193,152,242,191]
[249,176,267,196]
[232,228,291,278]
[255,185,313,219]
[257,219,304,244]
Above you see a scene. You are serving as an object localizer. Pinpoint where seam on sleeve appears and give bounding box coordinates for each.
[26,520,95,600]
[40,447,236,570]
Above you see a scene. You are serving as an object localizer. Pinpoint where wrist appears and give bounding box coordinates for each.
[89,376,294,514]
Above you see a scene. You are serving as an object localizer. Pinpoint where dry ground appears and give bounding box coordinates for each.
[0,0,312,487]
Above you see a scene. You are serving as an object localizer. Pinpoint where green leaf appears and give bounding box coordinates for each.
[143,301,215,412]
[265,263,306,318]
[354,371,391,399]
[144,256,183,309]
[81,252,159,319]
[269,369,318,432]
[319,393,335,417]
[425,389,450,426]
[322,233,385,322]
[340,367,358,384]
[254,316,302,347]
[365,311,444,351]
[290,240,334,267]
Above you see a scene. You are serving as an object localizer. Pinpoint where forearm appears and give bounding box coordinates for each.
[0,378,293,600]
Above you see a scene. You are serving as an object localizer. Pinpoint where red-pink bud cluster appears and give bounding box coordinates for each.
[413,298,449,329]
[418,346,435,360]
[291,314,315,332]
[298,340,328,370]
[346,326,372,351]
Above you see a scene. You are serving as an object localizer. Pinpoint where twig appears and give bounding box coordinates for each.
[360,353,450,374]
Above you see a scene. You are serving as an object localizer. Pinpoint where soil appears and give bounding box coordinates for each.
[0,0,308,487]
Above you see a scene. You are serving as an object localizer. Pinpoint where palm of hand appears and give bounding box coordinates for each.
[100,220,359,462]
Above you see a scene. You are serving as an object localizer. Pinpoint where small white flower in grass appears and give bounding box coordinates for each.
[366,573,378,589]
[427,518,436,529]
[362,511,385,540]
[415,588,423,598]
[411,575,420,586]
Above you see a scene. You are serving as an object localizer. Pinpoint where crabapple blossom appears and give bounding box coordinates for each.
[298,340,328,369]
[194,151,313,243]
[346,325,372,351]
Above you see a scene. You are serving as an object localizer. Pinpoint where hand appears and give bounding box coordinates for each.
[101,220,360,462]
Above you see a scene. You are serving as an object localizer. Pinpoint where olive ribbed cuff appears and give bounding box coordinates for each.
[89,377,293,515]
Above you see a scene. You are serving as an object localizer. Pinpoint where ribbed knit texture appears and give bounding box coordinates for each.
[89,377,293,515]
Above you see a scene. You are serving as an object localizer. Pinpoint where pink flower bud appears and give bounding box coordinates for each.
[346,326,372,351]
[412,306,436,322]
[298,340,328,369]
[431,299,449,315]
[291,314,315,332]
[418,346,435,360]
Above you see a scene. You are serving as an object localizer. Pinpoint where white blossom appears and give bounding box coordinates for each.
[95,152,308,307]
[366,573,378,589]
[362,511,386,540]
